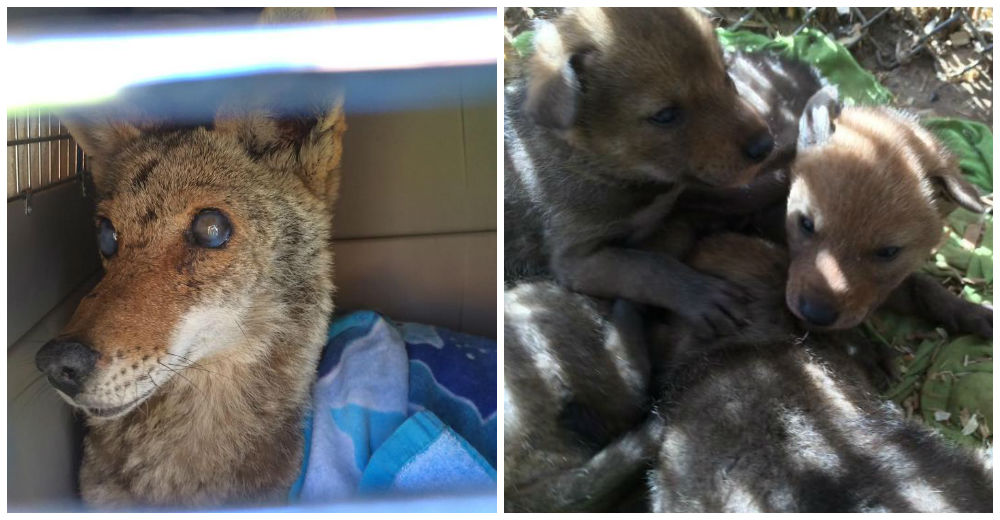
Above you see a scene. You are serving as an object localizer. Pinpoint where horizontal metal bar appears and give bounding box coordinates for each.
[332,228,496,243]
[6,175,80,203]
[7,133,73,146]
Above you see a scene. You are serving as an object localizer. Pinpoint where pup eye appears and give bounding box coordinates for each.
[874,246,901,260]
[191,209,232,248]
[799,215,815,236]
[648,107,682,127]
[97,218,118,258]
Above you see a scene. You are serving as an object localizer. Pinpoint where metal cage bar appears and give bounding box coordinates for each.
[6,111,85,202]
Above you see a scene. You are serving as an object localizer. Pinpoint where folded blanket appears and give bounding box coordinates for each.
[289,311,497,503]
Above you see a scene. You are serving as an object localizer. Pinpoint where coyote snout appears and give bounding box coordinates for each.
[35,339,99,403]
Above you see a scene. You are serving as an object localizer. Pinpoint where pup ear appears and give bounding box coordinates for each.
[56,107,142,188]
[797,86,841,149]
[928,166,986,215]
[524,21,584,129]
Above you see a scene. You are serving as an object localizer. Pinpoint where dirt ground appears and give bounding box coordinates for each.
[504,7,993,127]
[824,7,990,126]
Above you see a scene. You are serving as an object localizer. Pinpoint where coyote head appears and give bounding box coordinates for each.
[35,83,345,419]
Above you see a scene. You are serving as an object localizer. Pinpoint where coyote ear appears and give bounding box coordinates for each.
[214,6,345,208]
[214,96,346,207]
[797,86,841,150]
[56,107,141,187]
[929,165,986,215]
[525,21,586,130]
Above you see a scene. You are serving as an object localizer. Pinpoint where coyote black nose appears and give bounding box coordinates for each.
[35,339,99,398]
[798,297,839,327]
[744,133,775,162]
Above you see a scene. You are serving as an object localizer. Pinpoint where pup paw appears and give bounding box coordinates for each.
[677,275,749,338]
[951,301,993,339]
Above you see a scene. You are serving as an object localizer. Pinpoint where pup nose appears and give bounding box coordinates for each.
[744,134,775,162]
[35,339,99,398]
[797,297,839,327]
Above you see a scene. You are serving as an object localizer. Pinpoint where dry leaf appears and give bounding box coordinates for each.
[950,30,972,47]
[961,413,979,436]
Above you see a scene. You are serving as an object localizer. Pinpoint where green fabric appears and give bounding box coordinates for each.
[717,28,894,106]
[921,120,992,306]
[923,118,994,193]
[873,311,992,449]
[920,336,992,446]
[927,210,993,292]
[510,30,535,58]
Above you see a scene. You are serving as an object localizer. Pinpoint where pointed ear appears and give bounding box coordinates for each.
[524,21,585,130]
[214,94,346,207]
[212,6,346,208]
[797,86,841,150]
[929,165,986,215]
[56,106,142,187]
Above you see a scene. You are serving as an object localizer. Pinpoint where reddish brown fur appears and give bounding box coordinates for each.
[785,106,980,329]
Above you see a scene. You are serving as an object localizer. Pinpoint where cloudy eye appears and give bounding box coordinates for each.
[648,107,683,127]
[799,215,815,236]
[191,209,232,248]
[97,218,118,258]
[875,246,901,261]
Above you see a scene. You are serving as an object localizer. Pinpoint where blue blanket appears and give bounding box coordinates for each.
[289,311,497,503]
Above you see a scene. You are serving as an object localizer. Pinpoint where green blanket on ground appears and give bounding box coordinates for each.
[719,28,993,449]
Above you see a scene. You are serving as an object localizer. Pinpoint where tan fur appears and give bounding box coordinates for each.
[49,7,344,508]
[785,106,982,329]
